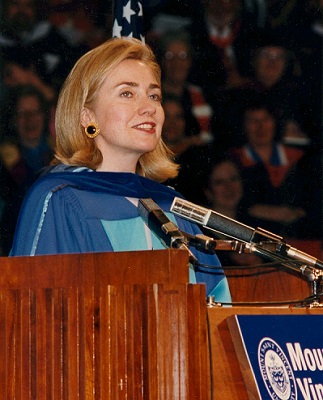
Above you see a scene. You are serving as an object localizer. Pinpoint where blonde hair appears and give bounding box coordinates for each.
[54,37,178,182]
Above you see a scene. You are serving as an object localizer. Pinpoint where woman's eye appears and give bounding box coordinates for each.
[150,93,162,102]
[120,91,132,98]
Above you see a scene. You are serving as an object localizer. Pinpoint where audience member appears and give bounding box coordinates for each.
[158,30,214,145]
[162,95,212,204]
[7,85,54,176]
[188,0,265,104]
[162,94,200,154]
[212,38,313,149]
[0,0,78,106]
[0,85,53,254]
[229,100,307,239]
[202,155,265,266]
[47,0,106,51]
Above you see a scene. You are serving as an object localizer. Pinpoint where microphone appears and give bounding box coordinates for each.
[171,197,323,270]
[138,198,198,265]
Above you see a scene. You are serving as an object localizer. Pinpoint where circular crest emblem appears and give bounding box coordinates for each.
[258,337,297,400]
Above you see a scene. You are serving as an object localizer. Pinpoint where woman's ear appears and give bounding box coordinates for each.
[80,107,94,128]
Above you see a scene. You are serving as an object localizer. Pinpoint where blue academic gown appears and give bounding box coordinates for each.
[10,165,231,302]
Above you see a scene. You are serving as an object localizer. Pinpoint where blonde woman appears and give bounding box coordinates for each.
[11,37,231,302]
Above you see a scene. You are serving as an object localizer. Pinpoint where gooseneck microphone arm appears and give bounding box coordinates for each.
[138,197,323,305]
[138,199,252,264]
[138,198,254,267]
[170,197,323,303]
[138,198,200,266]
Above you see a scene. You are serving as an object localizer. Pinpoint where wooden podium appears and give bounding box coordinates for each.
[208,262,323,400]
[0,249,210,399]
[1,249,322,399]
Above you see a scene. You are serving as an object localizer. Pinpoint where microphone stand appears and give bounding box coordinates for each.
[184,233,323,307]
[246,241,323,308]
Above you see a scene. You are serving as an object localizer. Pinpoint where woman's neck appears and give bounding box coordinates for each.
[251,143,273,164]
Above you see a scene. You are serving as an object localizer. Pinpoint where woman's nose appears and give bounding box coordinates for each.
[138,99,156,116]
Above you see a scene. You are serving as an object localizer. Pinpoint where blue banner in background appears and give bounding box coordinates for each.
[233,315,323,400]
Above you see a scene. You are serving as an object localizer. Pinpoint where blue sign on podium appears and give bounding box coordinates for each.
[228,314,323,400]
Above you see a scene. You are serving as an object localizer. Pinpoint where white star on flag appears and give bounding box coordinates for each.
[112,0,145,42]
[123,0,136,24]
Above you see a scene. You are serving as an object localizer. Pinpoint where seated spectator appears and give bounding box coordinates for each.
[162,95,210,205]
[229,100,307,239]
[202,155,265,266]
[7,85,54,176]
[0,0,78,106]
[0,85,54,254]
[47,0,106,51]
[162,94,201,155]
[188,0,265,103]
[213,38,312,149]
[158,30,214,145]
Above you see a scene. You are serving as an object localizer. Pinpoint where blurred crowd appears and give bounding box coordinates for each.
[0,0,322,258]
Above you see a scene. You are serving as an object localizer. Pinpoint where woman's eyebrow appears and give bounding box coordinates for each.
[114,81,138,88]
[113,82,161,89]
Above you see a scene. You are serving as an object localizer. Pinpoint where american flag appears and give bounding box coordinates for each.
[112,0,145,42]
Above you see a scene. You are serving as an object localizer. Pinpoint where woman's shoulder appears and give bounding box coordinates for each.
[40,164,93,175]
[27,164,181,203]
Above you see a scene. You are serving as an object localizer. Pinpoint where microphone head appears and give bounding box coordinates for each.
[171,197,210,225]
[171,197,254,243]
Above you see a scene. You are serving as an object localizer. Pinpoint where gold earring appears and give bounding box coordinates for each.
[85,122,100,138]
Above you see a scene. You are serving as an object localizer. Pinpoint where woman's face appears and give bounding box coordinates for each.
[15,95,45,146]
[255,46,287,86]
[82,58,164,172]
[244,108,276,147]
[162,100,186,144]
[163,40,191,85]
[206,161,243,210]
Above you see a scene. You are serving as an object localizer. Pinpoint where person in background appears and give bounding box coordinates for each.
[158,30,214,145]
[188,0,264,104]
[0,0,77,105]
[7,85,54,177]
[203,155,264,266]
[162,94,211,205]
[0,85,53,255]
[162,94,200,155]
[47,0,106,51]
[213,38,312,149]
[10,37,231,303]
[230,100,306,239]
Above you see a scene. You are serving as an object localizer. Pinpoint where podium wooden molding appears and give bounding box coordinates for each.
[0,249,210,399]
[225,264,311,303]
